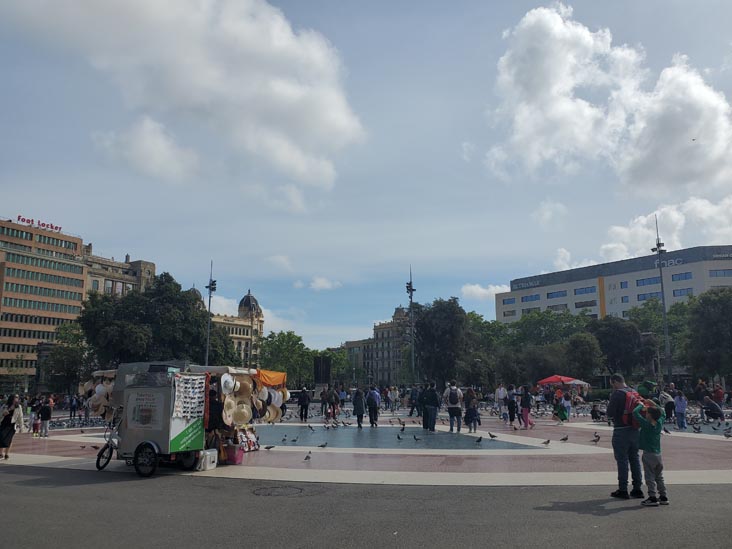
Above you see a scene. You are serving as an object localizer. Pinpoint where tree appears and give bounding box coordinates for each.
[588,316,642,377]
[415,297,467,388]
[507,310,589,348]
[258,331,313,388]
[518,343,567,384]
[565,332,604,381]
[78,273,239,366]
[685,288,732,378]
[45,323,96,394]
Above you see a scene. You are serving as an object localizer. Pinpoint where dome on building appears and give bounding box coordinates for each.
[188,286,203,301]
[238,289,262,318]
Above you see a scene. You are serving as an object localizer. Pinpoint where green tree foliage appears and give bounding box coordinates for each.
[45,322,97,393]
[565,332,604,380]
[415,297,467,388]
[588,316,641,376]
[78,273,239,367]
[685,288,732,378]
[258,331,314,388]
[506,310,589,348]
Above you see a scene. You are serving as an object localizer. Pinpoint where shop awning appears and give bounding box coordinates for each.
[254,369,287,387]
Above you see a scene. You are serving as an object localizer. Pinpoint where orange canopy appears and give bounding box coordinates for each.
[254,369,287,387]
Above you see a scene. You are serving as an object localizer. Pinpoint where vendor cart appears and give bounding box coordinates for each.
[98,361,208,477]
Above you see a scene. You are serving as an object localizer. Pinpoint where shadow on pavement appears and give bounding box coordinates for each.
[0,465,177,488]
[534,498,643,517]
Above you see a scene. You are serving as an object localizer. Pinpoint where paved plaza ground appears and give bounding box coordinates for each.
[2,407,732,547]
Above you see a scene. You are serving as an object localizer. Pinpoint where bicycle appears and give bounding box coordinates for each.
[96,410,122,471]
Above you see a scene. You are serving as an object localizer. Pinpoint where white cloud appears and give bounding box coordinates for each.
[208,295,239,316]
[293,280,305,289]
[93,116,198,181]
[553,248,597,271]
[240,182,307,213]
[490,4,732,194]
[461,141,476,162]
[309,276,341,291]
[264,254,293,272]
[4,0,363,191]
[261,307,296,333]
[531,199,568,228]
[461,283,510,301]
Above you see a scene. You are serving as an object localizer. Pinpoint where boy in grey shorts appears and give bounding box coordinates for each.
[633,399,669,506]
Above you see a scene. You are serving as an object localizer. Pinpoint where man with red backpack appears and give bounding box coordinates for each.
[606,374,644,500]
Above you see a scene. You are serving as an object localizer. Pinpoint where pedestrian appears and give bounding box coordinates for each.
[326,385,340,419]
[352,387,366,428]
[408,385,420,417]
[1,394,23,459]
[421,382,440,432]
[27,395,40,433]
[633,399,669,506]
[319,388,328,417]
[606,374,644,500]
[464,388,479,433]
[658,389,674,423]
[520,385,535,430]
[366,386,381,427]
[389,386,399,413]
[562,393,572,422]
[506,384,519,430]
[674,391,688,430]
[702,396,723,422]
[443,380,464,433]
[39,399,52,438]
[494,383,508,423]
[297,387,311,422]
[69,395,78,419]
[712,384,725,407]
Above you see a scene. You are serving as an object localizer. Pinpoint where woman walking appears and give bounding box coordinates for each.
[1,394,23,459]
[464,388,479,433]
[507,384,519,430]
[352,387,366,428]
[520,385,535,430]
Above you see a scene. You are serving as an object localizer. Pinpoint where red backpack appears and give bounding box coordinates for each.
[621,389,642,429]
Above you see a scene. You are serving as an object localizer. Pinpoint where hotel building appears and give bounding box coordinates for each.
[496,245,732,323]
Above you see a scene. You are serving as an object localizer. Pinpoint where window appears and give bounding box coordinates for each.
[637,276,661,287]
[574,286,596,295]
[672,272,692,282]
[503,310,516,317]
[0,226,33,240]
[547,303,568,311]
[575,300,597,309]
[638,291,663,301]
[5,252,83,274]
[502,297,515,305]
[547,290,567,299]
[673,288,693,297]
[521,307,540,314]
[620,281,628,289]
[710,269,732,277]
[622,310,630,318]
[521,294,540,302]
[92,280,99,291]
[104,280,113,295]
[621,296,629,303]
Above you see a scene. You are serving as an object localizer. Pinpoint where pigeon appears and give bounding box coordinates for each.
[264,445,275,450]
[663,427,671,435]
[717,422,722,428]
[304,454,311,461]
[711,425,719,431]
[724,432,731,439]
[91,445,100,450]
[317,442,328,448]
[291,437,298,443]
[80,430,85,434]
[412,420,418,424]
[397,434,402,441]
[693,425,702,433]
[413,435,421,442]
[488,432,498,439]
[591,434,601,444]
[400,425,405,432]
[541,439,551,446]
[475,437,483,443]
[80,445,86,449]
[282,436,288,442]
[560,435,568,442]
[308,425,315,432]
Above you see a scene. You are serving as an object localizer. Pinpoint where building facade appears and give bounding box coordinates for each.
[344,338,372,385]
[496,245,732,323]
[83,243,156,296]
[0,218,85,391]
[211,290,264,367]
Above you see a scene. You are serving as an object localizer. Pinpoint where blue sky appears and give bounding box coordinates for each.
[2,1,732,348]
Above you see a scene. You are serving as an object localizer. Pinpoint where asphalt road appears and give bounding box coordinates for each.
[2,466,730,548]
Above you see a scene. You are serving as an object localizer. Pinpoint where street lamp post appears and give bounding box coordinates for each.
[651,217,673,385]
[406,267,416,382]
[204,261,216,367]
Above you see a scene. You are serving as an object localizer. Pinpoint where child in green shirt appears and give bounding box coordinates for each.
[633,399,669,507]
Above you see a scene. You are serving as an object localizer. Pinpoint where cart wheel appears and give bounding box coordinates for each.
[133,442,158,477]
[179,451,198,471]
[96,443,113,471]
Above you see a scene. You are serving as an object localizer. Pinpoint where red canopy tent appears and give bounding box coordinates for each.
[536,374,577,385]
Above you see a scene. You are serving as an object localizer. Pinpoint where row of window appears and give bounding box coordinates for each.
[575,300,597,308]
[0,226,33,241]
[4,282,83,302]
[574,286,596,295]
[0,343,39,354]
[521,294,540,302]
[0,239,32,252]
[638,291,663,301]
[710,269,732,277]
[2,297,81,315]
[672,272,692,281]
[36,233,78,250]
[0,312,72,326]
[35,247,78,261]
[5,268,84,288]
[637,276,661,287]
[547,290,567,299]
[673,287,693,297]
[0,359,37,368]
[0,328,56,341]
[226,326,253,337]
[5,252,84,274]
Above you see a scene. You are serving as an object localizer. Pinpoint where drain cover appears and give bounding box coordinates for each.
[253,486,303,497]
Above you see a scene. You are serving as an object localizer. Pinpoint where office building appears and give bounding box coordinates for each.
[496,245,732,323]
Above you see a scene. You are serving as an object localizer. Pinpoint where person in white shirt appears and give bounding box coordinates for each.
[495,383,508,423]
[443,381,464,433]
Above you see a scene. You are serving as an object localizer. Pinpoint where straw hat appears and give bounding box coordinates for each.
[235,377,253,398]
[221,409,233,427]
[258,387,269,401]
[221,374,235,395]
[280,388,290,402]
[267,404,281,423]
[232,404,252,426]
[223,395,237,415]
[270,389,282,408]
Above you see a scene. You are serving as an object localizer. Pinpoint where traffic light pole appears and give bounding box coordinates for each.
[406,267,416,382]
[205,260,216,367]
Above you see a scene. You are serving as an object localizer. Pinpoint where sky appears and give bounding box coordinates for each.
[2,1,732,349]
